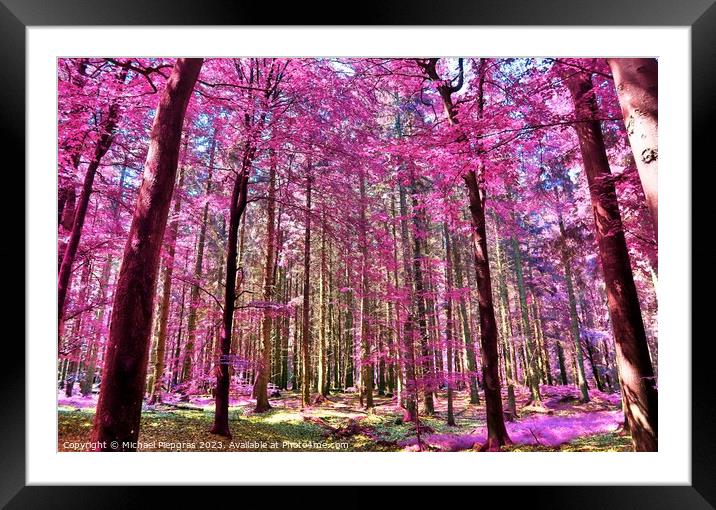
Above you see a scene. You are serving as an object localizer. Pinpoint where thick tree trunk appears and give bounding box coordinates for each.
[91,58,202,451]
[565,70,658,451]
[606,58,658,239]
[464,169,511,450]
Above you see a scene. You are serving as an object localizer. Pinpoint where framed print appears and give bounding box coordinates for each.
[6,0,713,506]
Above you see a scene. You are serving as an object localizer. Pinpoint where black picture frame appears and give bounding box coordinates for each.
[5,0,710,506]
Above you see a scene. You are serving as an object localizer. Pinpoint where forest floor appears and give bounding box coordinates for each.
[58,384,632,452]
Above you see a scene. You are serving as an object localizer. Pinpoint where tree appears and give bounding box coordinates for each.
[91,58,203,450]
[564,68,658,451]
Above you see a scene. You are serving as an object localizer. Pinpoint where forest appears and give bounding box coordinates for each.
[57,57,658,453]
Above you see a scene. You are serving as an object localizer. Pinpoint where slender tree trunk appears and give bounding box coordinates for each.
[81,256,113,396]
[91,58,202,450]
[183,133,216,384]
[212,143,252,437]
[301,171,313,407]
[565,70,658,451]
[358,167,374,409]
[606,58,658,239]
[452,232,480,404]
[64,258,93,397]
[58,99,121,339]
[148,163,186,403]
[318,207,330,397]
[397,184,418,422]
[254,153,277,412]
[511,236,543,407]
[443,223,456,426]
[556,340,568,385]
[493,223,517,418]
[558,213,590,403]
[408,174,435,415]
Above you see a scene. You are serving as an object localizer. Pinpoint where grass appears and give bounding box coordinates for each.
[505,432,633,452]
[58,387,633,452]
[58,407,399,452]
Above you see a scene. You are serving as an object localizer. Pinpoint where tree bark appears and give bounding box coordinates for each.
[408,173,435,415]
[464,170,511,450]
[397,184,418,422]
[91,58,202,450]
[300,170,313,407]
[212,143,252,437]
[606,58,658,239]
[358,167,374,409]
[565,69,658,451]
[443,223,456,426]
[254,152,278,411]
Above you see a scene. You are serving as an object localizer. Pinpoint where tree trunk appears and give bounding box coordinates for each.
[492,223,517,418]
[452,232,481,405]
[558,213,590,403]
[212,143,252,437]
[91,58,202,451]
[358,167,374,409]
[301,171,313,407]
[254,153,277,412]
[80,255,113,396]
[443,223,456,426]
[58,100,120,338]
[148,163,186,403]
[408,174,434,416]
[606,58,658,239]
[183,133,216,385]
[556,340,568,385]
[394,184,418,422]
[565,69,658,451]
[511,235,543,407]
[318,207,330,397]
[464,169,511,450]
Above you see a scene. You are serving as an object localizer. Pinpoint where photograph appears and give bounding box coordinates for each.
[56,56,659,453]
